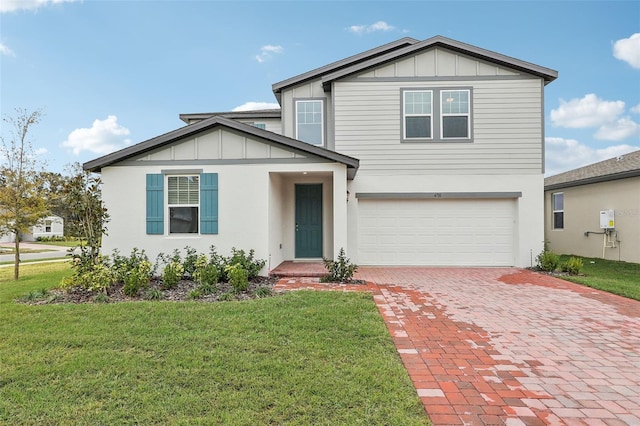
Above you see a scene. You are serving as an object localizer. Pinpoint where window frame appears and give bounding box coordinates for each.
[440,89,471,139]
[552,192,564,230]
[401,87,473,143]
[402,89,433,140]
[45,220,52,233]
[167,174,200,235]
[294,98,325,146]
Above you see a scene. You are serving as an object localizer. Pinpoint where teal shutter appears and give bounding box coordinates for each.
[146,174,164,235]
[200,173,218,234]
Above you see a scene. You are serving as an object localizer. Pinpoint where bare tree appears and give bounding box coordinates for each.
[0,108,49,280]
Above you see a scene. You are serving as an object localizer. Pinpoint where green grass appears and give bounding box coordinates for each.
[558,255,640,301]
[0,263,429,425]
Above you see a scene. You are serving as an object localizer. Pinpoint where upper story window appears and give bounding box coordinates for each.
[552,192,564,230]
[403,90,432,139]
[295,99,324,145]
[168,175,199,234]
[441,90,470,139]
[249,122,266,130]
[401,87,472,142]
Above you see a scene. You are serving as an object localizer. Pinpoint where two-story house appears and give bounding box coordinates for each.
[84,35,557,271]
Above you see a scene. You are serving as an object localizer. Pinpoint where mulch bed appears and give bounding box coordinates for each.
[21,276,279,305]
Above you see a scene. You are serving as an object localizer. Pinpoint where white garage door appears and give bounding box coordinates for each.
[357,199,516,266]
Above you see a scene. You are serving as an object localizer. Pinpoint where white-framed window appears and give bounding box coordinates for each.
[168,175,199,234]
[248,122,266,130]
[552,192,564,230]
[403,90,433,139]
[295,99,324,145]
[45,220,52,233]
[441,89,470,139]
[401,87,472,142]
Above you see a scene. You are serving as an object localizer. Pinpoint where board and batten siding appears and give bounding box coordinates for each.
[128,128,308,163]
[333,78,543,175]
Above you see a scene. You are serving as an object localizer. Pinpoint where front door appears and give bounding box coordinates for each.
[295,184,323,258]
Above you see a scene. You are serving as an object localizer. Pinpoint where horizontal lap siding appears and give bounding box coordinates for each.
[334,79,543,174]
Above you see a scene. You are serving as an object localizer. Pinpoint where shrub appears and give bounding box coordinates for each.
[226,248,266,280]
[162,261,184,290]
[536,248,560,272]
[561,256,583,275]
[198,282,215,295]
[183,246,199,276]
[188,289,202,300]
[18,288,50,302]
[193,254,219,287]
[122,260,152,297]
[93,293,110,304]
[112,248,151,283]
[322,248,358,283]
[226,263,249,293]
[143,288,163,301]
[61,255,115,292]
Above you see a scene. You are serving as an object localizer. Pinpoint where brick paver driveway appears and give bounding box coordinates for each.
[276,267,640,425]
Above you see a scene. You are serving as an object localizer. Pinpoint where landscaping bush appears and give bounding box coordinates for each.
[122,259,152,297]
[226,263,249,293]
[162,261,184,290]
[322,248,358,283]
[561,256,583,275]
[35,235,66,242]
[61,254,115,293]
[193,254,219,287]
[112,248,152,283]
[536,247,560,272]
[226,247,266,280]
[182,246,199,276]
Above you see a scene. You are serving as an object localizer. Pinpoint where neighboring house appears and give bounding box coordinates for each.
[0,215,64,243]
[84,35,557,271]
[544,150,640,264]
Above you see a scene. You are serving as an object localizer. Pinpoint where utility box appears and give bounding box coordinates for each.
[600,210,615,229]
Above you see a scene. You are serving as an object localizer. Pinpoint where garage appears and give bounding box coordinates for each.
[357,198,516,266]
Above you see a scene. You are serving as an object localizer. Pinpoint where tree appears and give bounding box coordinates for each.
[0,109,49,280]
[62,163,109,260]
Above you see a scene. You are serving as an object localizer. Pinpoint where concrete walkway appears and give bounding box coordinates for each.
[275,267,640,425]
[0,242,70,264]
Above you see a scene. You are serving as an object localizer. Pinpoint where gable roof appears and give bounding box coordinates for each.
[272,37,419,102]
[321,35,558,90]
[545,150,640,190]
[83,116,360,178]
[179,109,281,124]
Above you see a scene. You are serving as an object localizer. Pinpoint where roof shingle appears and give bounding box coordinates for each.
[544,150,640,190]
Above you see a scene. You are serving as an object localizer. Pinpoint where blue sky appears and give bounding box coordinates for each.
[1,0,639,176]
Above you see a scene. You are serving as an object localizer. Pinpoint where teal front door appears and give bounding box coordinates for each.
[295,184,323,258]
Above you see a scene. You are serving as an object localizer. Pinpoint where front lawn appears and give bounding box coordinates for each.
[558,255,640,301]
[0,263,429,425]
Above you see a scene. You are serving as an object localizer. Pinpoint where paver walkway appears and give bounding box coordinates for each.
[275,267,640,425]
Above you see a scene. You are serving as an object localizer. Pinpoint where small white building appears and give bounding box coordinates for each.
[0,215,64,242]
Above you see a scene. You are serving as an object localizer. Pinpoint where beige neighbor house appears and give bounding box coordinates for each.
[84,35,557,272]
[544,150,640,264]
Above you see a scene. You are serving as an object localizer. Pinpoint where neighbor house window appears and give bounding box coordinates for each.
[168,175,199,234]
[249,122,266,130]
[441,90,470,138]
[45,220,52,233]
[401,87,472,142]
[295,100,324,145]
[403,90,432,139]
[552,192,564,230]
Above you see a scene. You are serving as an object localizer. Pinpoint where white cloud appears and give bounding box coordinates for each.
[594,117,640,141]
[550,93,640,142]
[232,102,280,112]
[613,33,640,69]
[631,104,640,114]
[545,137,638,176]
[550,94,625,128]
[61,115,131,155]
[0,0,80,13]
[34,147,49,156]
[348,21,395,35]
[0,42,14,56]
[255,44,283,63]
